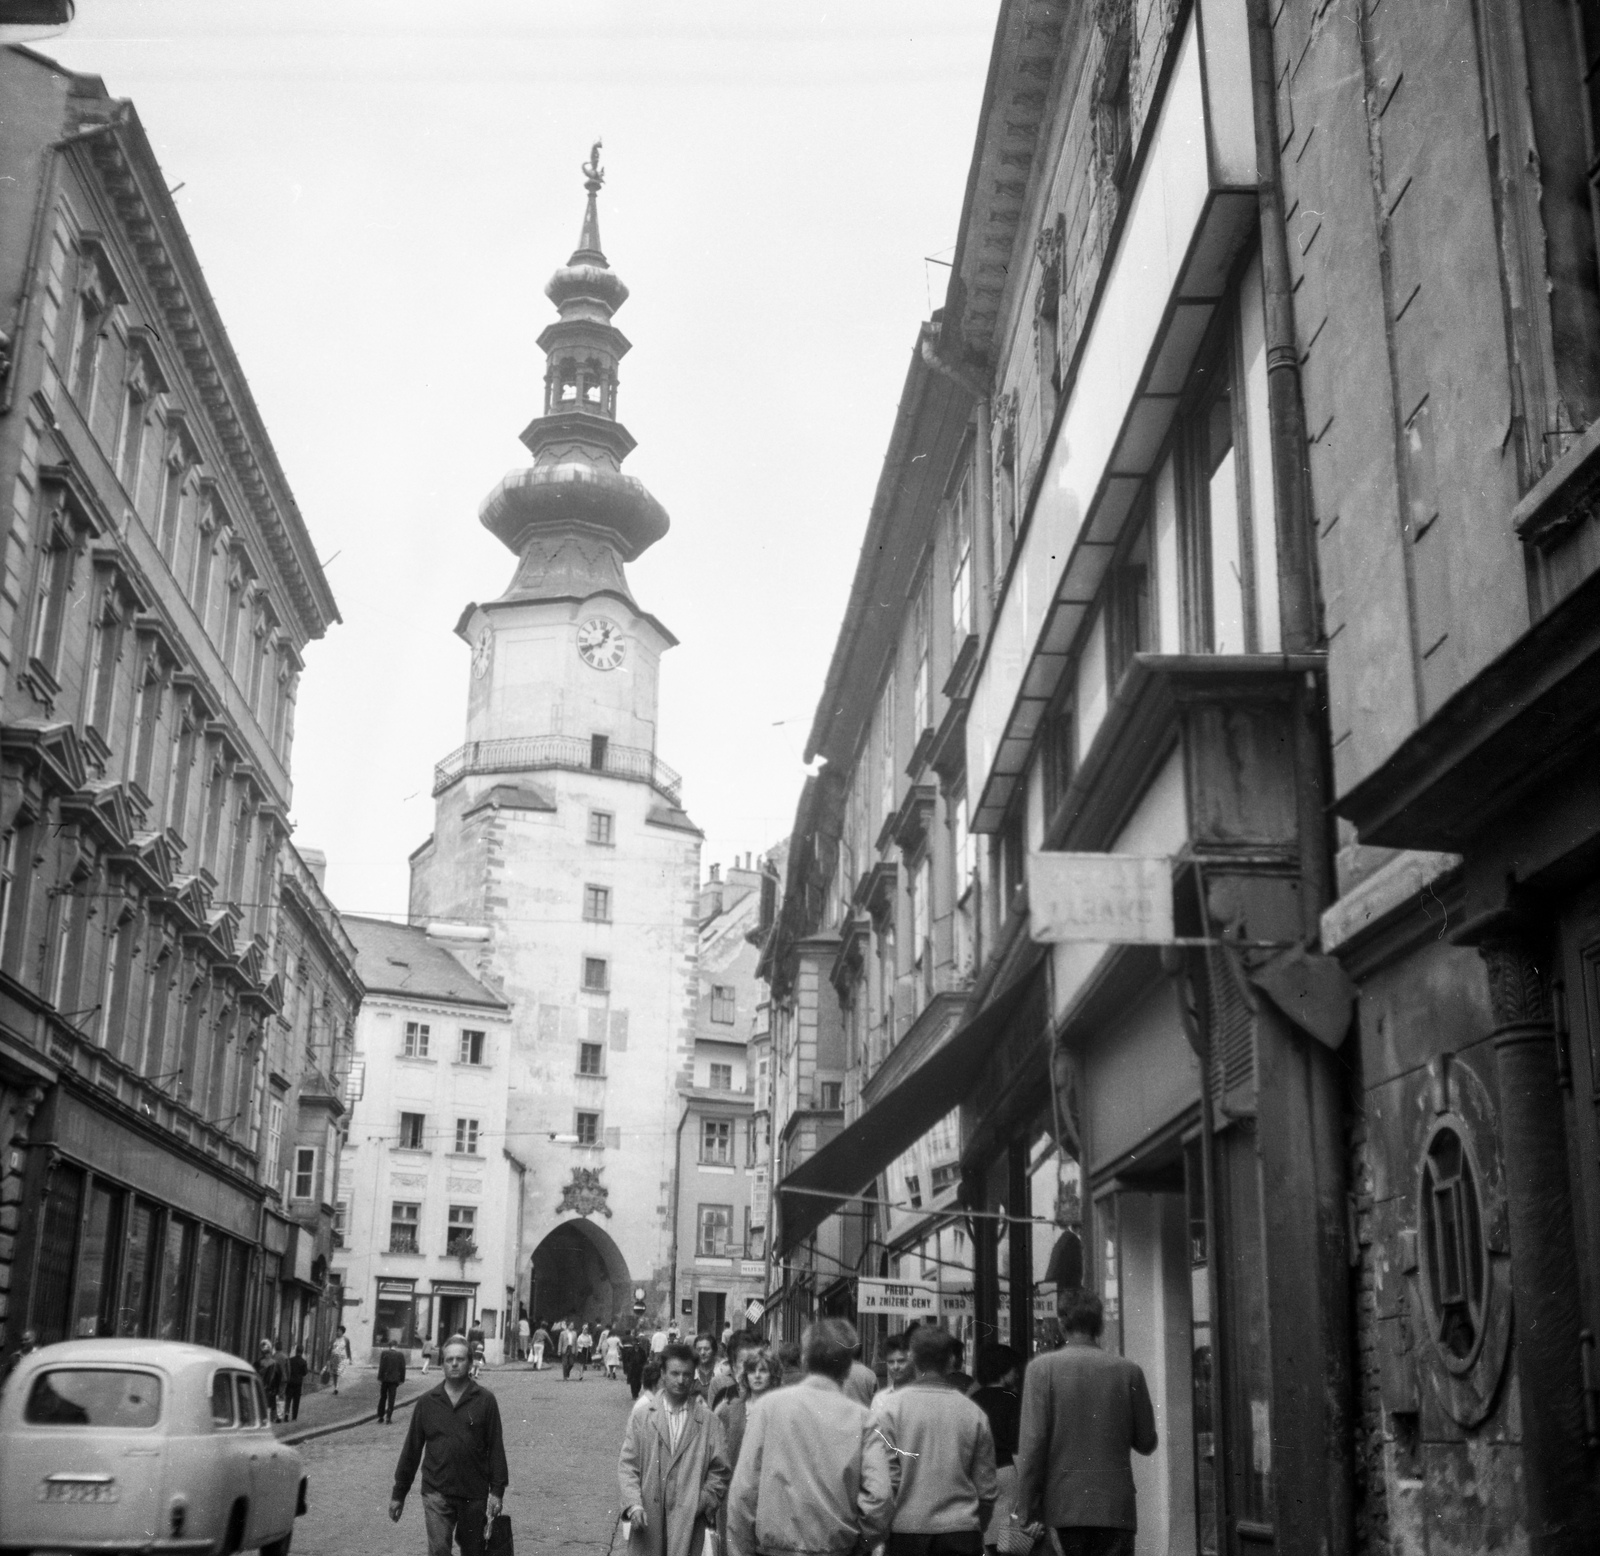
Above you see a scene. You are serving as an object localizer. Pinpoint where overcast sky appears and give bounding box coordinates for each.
[47,0,996,917]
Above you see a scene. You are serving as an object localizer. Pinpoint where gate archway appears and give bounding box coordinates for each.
[529,1218,631,1327]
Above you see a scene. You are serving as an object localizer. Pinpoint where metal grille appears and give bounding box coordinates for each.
[1205,937,1257,1115]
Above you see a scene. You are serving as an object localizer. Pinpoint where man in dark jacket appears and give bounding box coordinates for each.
[390,1335,508,1556]
[378,1336,408,1424]
[256,1340,284,1423]
[1014,1291,1157,1556]
[285,1346,309,1421]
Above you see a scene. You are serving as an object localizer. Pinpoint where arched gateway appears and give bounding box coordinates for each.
[530,1218,631,1326]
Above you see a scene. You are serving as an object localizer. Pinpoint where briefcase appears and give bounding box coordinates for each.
[487,1513,514,1556]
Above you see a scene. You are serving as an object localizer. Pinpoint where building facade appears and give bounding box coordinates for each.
[671,858,768,1339]
[407,153,700,1332]
[0,49,340,1359]
[335,916,518,1365]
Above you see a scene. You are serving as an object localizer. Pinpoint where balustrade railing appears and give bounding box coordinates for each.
[432,734,683,804]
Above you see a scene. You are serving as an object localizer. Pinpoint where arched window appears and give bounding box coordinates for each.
[1419,1122,1488,1367]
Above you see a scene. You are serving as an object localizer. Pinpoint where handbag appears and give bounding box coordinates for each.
[319,1365,331,1385]
[486,1513,514,1556]
[995,1514,1039,1556]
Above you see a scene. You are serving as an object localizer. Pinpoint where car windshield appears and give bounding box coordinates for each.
[25,1369,162,1427]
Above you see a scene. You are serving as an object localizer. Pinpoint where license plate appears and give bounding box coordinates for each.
[38,1479,119,1502]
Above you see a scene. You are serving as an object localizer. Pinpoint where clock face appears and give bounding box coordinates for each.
[577,617,626,672]
[471,628,492,680]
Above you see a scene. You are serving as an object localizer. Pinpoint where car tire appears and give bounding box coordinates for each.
[260,1533,293,1556]
[219,1500,247,1556]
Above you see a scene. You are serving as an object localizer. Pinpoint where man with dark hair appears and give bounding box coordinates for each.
[710,1330,758,1409]
[777,1338,803,1386]
[1014,1292,1156,1556]
[944,1334,974,1396]
[691,1332,719,1400]
[618,1339,731,1556]
[727,1318,893,1556]
[883,1332,912,1392]
[390,1335,508,1556]
[378,1334,407,1424]
[872,1325,998,1555]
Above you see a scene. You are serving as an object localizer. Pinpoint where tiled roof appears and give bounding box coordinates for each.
[342,916,508,1010]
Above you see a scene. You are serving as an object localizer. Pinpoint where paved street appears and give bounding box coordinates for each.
[292,1365,635,1556]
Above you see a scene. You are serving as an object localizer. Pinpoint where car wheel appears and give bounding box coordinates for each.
[219,1500,248,1556]
[260,1532,293,1556]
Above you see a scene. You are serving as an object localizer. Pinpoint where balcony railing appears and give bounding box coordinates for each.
[432,734,683,805]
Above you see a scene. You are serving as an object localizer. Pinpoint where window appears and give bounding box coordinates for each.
[819,1081,843,1111]
[697,1203,733,1257]
[931,1163,961,1194]
[1106,516,1152,688]
[265,1096,284,1178]
[70,278,107,412]
[447,1205,477,1257]
[588,810,615,846]
[398,1112,426,1150]
[579,1042,605,1076]
[583,884,612,923]
[1419,1124,1488,1363]
[878,678,896,819]
[912,579,932,736]
[333,1200,348,1237]
[458,1029,485,1065]
[710,985,736,1024]
[905,1173,923,1210]
[708,1062,733,1092]
[403,1021,430,1058]
[701,1119,732,1163]
[575,1111,600,1146]
[27,522,77,677]
[85,576,128,735]
[912,856,932,984]
[117,375,149,494]
[389,1202,420,1254]
[589,733,609,770]
[454,1118,479,1155]
[950,467,974,640]
[583,955,610,992]
[292,1147,317,1201]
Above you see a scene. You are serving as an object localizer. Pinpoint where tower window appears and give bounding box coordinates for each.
[584,885,612,923]
[819,1081,843,1111]
[590,734,609,771]
[575,1111,600,1146]
[708,1062,733,1092]
[710,985,736,1024]
[583,955,610,991]
[588,810,615,846]
[701,1120,732,1163]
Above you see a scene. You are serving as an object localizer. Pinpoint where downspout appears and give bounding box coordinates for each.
[667,1099,691,1327]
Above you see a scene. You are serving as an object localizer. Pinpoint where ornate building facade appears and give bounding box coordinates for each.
[408,152,700,1329]
[0,49,345,1357]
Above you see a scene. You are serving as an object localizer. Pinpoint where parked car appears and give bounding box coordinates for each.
[0,1338,307,1554]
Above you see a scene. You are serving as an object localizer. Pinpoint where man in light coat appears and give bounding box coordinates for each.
[1013,1290,1157,1556]
[618,1341,731,1556]
[726,1317,893,1556]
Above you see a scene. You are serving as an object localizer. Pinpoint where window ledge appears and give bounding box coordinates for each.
[390,1146,431,1157]
[698,1162,736,1174]
[397,1054,437,1064]
[575,1070,607,1080]
[445,1152,482,1163]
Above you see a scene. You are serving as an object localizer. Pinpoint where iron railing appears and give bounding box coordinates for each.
[432,734,683,804]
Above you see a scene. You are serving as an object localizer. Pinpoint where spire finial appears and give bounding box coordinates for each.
[574,139,606,262]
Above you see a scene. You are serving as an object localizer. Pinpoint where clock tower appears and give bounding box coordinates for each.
[409,149,702,1332]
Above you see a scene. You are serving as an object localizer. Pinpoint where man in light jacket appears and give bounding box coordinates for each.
[618,1341,731,1556]
[1013,1290,1157,1556]
[726,1317,893,1556]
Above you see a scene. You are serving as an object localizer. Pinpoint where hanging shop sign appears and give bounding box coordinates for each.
[939,1289,974,1319]
[856,1278,939,1320]
[1027,853,1173,944]
[745,1300,765,1324]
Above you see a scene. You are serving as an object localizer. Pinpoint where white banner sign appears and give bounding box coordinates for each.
[1027,853,1174,944]
[939,1289,974,1319]
[856,1278,939,1320]
[745,1300,765,1324]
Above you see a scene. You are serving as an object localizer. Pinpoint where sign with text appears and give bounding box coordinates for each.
[745,1300,765,1324]
[856,1278,939,1320]
[1028,853,1174,944]
[939,1289,974,1319]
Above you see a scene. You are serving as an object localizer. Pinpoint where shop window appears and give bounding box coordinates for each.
[697,1203,732,1256]
[1419,1123,1487,1364]
[403,1021,430,1058]
[191,1227,222,1348]
[458,1029,485,1065]
[454,1118,480,1155]
[1106,517,1152,688]
[575,1111,600,1146]
[399,1112,426,1151]
[701,1119,732,1164]
[710,985,736,1024]
[588,809,615,846]
[583,956,610,992]
[390,1202,420,1254]
[156,1215,194,1340]
[709,1062,733,1091]
[583,884,612,922]
[579,1041,604,1076]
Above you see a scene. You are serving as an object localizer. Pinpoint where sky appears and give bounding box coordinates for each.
[46,0,998,918]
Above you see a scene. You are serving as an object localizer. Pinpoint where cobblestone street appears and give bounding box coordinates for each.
[293,1365,635,1556]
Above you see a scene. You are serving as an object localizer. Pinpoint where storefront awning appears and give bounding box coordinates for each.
[777,972,1041,1253]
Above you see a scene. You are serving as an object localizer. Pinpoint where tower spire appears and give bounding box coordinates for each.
[573,140,606,264]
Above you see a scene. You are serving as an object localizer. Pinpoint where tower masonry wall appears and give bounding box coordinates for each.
[410,765,701,1325]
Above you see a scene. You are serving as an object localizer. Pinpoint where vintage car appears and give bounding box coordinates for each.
[0,1338,307,1555]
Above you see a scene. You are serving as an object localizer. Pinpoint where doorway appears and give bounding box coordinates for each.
[696,1290,726,1338]
[437,1294,470,1344]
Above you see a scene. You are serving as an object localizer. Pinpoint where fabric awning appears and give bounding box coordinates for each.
[777,971,1042,1253]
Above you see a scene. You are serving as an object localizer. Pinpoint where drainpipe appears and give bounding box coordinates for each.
[667,1099,691,1328]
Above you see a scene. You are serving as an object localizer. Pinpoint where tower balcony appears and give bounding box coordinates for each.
[432,733,683,805]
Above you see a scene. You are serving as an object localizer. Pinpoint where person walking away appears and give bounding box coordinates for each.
[872,1325,998,1556]
[604,1328,623,1379]
[617,1340,732,1556]
[516,1312,530,1363]
[285,1345,309,1421]
[624,1333,648,1398]
[971,1344,1024,1556]
[331,1325,352,1395]
[531,1321,550,1371]
[726,1318,893,1556]
[390,1335,508,1556]
[559,1321,576,1380]
[256,1341,284,1423]
[467,1322,486,1377]
[576,1323,594,1377]
[1013,1291,1157,1556]
[945,1335,974,1396]
[843,1337,879,1407]
[776,1339,803,1387]
[379,1336,408,1424]
[650,1324,668,1358]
